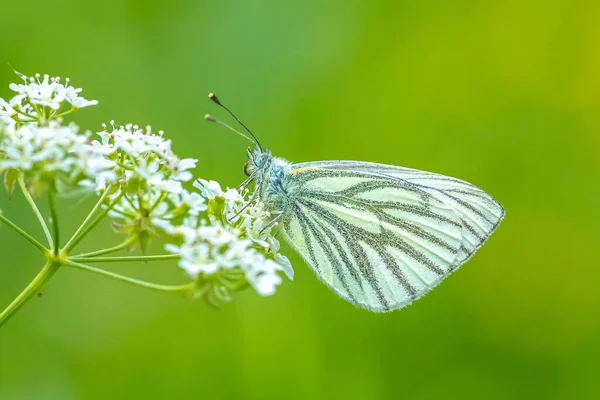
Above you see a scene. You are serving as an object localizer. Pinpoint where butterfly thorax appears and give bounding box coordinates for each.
[245,149,294,212]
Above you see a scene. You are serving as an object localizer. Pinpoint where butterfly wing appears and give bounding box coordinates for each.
[280,161,504,312]
[291,161,505,268]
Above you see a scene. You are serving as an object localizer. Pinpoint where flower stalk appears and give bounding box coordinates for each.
[62,187,113,252]
[63,260,194,293]
[48,189,60,255]
[0,261,61,328]
[71,254,179,263]
[72,235,137,258]
[18,174,53,247]
[0,214,47,252]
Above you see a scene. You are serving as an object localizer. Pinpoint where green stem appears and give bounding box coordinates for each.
[123,194,139,211]
[136,193,144,209]
[0,214,48,252]
[30,103,43,119]
[48,189,60,255]
[107,207,136,219]
[14,107,38,119]
[116,162,134,171]
[53,107,76,118]
[70,254,179,263]
[64,191,124,252]
[147,191,168,214]
[63,188,112,252]
[18,174,53,247]
[72,235,137,258]
[0,261,61,328]
[63,260,192,293]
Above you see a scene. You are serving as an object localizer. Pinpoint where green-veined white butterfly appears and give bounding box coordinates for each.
[206,94,505,312]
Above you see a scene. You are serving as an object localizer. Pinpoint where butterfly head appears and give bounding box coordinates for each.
[243,146,271,177]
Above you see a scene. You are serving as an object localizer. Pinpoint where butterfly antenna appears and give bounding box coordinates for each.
[208,93,262,151]
[204,114,255,144]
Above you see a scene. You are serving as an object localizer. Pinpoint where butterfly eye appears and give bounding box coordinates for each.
[243,162,252,177]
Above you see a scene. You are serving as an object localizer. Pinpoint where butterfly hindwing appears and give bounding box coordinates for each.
[280,164,492,312]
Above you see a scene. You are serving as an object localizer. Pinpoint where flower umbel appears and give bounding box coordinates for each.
[159,179,293,303]
[0,122,114,196]
[0,70,294,327]
[9,72,97,111]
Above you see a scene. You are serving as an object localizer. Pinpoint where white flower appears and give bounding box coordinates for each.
[64,85,98,108]
[168,158,196,182]
[0,99,16,126]
[0,95,37,128]
[169,190,207,216]
[8,73,97,111]
[193,179,223,198]
[193,179,247,219]
[224,188,245,215]
[242,255,283,296]
[71,140,117,188]
[0,98,15,116]
[135,158,161,180]
[240,201,275,247]
[275,253,294,280]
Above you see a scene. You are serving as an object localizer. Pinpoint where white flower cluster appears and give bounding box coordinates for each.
[91,123,293,302]
[97,123,208,259]
[0,72,108,195]
[92,123,197,193]
[0,72,97,128]
[0,122,113,195]
[164,224,288,297]
[0,70,293,304]
[153,179,293,300]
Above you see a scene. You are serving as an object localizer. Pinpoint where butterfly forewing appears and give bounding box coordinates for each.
[280,164,493,312]
[291,161,505,269]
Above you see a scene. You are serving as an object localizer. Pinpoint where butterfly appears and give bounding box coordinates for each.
[206,94,505,312]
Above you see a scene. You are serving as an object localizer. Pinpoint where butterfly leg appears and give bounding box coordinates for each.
[228,180,262,222]
[236,172,257,191]
[259,212,283,235]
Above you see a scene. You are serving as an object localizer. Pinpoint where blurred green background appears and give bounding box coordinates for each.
[1,0,599,399]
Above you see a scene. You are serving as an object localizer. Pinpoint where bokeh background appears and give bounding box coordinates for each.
[1,0,599,399]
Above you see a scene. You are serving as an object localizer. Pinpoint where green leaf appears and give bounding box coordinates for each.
[138,230,151,255]
[4,169,19,199]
